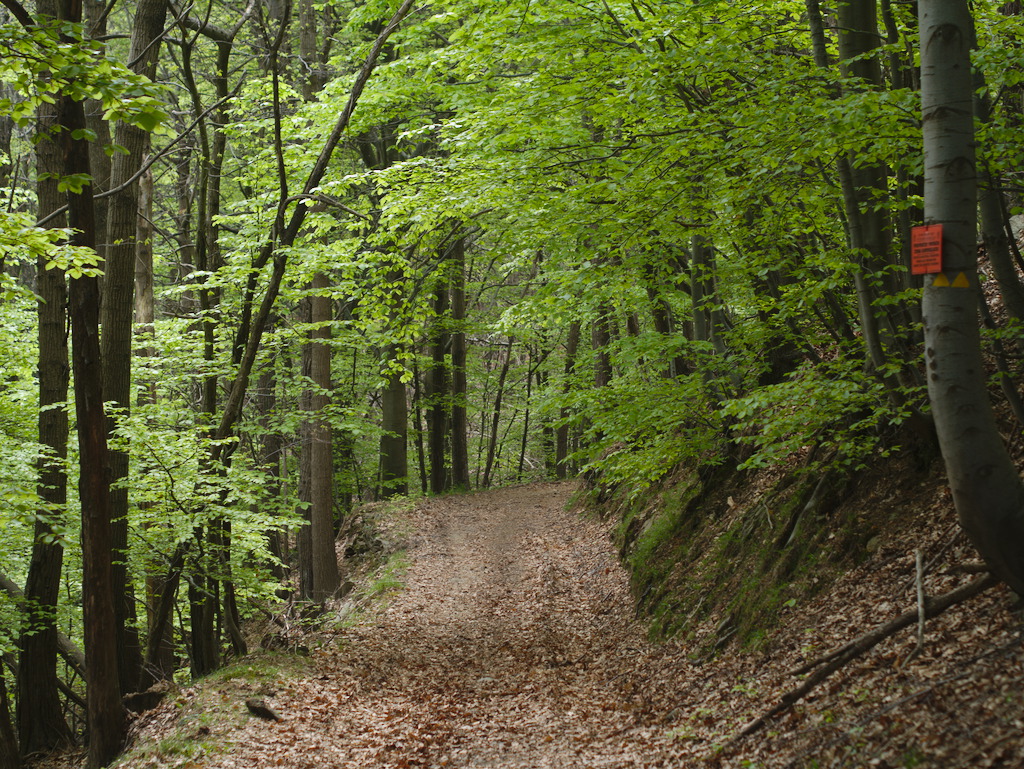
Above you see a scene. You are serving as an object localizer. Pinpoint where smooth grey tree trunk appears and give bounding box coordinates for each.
[920,0,1024,594]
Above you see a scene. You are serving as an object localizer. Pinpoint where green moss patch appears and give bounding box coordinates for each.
[596,451,919,652]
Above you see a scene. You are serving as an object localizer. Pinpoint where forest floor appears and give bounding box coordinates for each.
[99,479,1024,768]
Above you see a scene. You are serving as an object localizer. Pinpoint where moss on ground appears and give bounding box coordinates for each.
[115,652,314,768]
[594,453,908,652]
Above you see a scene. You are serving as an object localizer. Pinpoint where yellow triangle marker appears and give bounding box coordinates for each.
[933,273,950,287]
[952,272,970,288]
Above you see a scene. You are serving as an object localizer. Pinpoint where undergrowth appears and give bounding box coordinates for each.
[116,497,417,768]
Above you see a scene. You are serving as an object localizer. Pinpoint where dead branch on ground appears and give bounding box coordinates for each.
[734,572,999,741]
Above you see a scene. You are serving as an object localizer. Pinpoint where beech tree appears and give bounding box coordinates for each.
[919,0,1024,594]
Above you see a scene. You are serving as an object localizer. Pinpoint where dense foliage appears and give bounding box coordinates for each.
[0,0,1022,761]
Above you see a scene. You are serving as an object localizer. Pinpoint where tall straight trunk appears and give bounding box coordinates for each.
[809,0,890,373]
[58,80,124,769]
[83,0,111,275]
[298,0,328,100]
[691,234,741,396]
[919,0,1024,594]
[837,0,891,280]
[257,366,287,581]
[691,235,730,358]
[134,168,156,376]
[294,0,337,599]
[690,236,711,347]
[449,239,470,489]
[648,291,689,378]
[135,168,174,686]
[482,344,512,488]
[412,362,428,494]
[427,281,450,493]
[837,0,921,392]
[18,73,72,756]
[0,102,11,190]
[538,368,556,476]
[309,274,339,600]
[379,354,409,497]
[219,520,246,657]
[555,321,580,478]
[0,672,17,769]
[187,568,218,677]
[517,361,534,479]
[297,357,314,600]
[256,345,286,572]
[592,308,612,390]
[881,0,925,336]
[102,0,168,694]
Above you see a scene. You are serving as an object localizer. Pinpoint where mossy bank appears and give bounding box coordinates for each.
[590,449,942,651]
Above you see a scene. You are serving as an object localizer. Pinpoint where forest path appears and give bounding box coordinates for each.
[209,481,688,768]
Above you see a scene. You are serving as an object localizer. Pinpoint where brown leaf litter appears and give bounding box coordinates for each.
[64,480,1024,768]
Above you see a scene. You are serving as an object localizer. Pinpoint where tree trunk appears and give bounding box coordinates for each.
[482,343,512,488]
[134,167,175,687]
[309,274,339,600]
[297,312,315,600]
[517,361,534,479]
[974,82,1024,324]
[449,239,470,489]
[427,279,450,494]
[592,308,612,390]
[57,71,125,768]
[256,364,287,581]
[919,0,1024,594]
[837,0,926,405]
[555,321,580,479]
[18,50,72,755]
[188,568,218,677]
[0,672,18,769]
[412,361,428,494]
[379,353,409,497]
[102,0,168,695]
[690,235,712,347]
[0,99,11,190]
[83,0,111,278]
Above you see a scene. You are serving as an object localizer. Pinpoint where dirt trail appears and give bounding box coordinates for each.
[205,482,687,768]
[118,479,1024,768]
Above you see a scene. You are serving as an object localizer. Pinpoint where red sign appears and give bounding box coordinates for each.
[911,224,943,275]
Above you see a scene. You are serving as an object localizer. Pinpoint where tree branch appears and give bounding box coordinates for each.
[737,573,1000,741]
[35,88,240,228]
[0,0,33,29]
